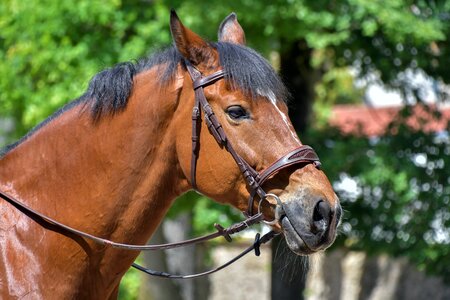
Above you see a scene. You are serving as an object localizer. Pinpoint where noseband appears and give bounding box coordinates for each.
[186,63,321,220]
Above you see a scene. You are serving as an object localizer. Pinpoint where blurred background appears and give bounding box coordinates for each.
[1,1,449,299]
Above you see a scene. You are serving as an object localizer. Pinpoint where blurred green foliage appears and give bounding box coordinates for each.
[118,261,141,300]
[1,1,448,136]
[313,66,366,127]
[0,0,171,137]
[305,105,450,281]
[166,191,243,236]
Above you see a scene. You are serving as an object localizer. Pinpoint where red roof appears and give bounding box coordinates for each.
[329,105,450,136]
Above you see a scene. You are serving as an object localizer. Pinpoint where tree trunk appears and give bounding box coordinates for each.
[271,235,309,300]
[138,223,183,300]
[272,39,319,300]
[162,214,210,300]
[138,213,210,300]
[280,39,320,134]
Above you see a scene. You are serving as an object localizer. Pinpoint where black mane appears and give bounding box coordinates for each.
[87,47,182,120]
[1,42,287,157]
[87,42,288,119]
[216,42,289,102]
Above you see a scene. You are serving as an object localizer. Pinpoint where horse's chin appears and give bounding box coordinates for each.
[281,216,317,256]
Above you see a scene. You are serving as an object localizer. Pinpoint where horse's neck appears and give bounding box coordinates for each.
[1,72,185,238]
[0,69,189,296]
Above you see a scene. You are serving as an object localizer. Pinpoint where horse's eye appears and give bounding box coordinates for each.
[226,106,249,120]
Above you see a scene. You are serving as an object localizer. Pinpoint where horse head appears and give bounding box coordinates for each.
[171,11,342,255]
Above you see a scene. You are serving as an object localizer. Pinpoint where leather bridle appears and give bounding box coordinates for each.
[0,63,322,279]
[186,63,321,219]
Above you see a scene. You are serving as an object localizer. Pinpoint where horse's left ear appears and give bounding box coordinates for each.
[218,13,246,45]
[170,10,215,67]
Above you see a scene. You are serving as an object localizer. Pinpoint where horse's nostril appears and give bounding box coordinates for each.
[311,200,331,234]
[313,200,331,222]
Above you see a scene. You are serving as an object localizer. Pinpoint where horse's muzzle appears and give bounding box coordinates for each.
[280,196,342,255]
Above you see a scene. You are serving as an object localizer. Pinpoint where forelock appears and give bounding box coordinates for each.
[214,42,289,103]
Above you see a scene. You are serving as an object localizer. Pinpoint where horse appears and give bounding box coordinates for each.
[0,11,341,299]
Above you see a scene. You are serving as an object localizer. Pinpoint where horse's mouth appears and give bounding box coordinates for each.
[280,215,317,256]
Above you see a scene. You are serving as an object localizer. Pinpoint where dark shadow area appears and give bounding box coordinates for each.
[271,235,309,300]
[357,256,379,300]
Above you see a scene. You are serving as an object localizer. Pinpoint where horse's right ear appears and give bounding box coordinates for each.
[170,10,215,67]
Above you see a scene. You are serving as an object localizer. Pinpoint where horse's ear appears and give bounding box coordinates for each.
[170,10,214,67]
[218,13,246,45]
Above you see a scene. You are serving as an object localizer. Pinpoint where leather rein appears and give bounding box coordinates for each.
[0,63,321,279]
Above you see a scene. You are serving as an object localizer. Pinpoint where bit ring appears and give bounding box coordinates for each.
[258,193,284,226]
